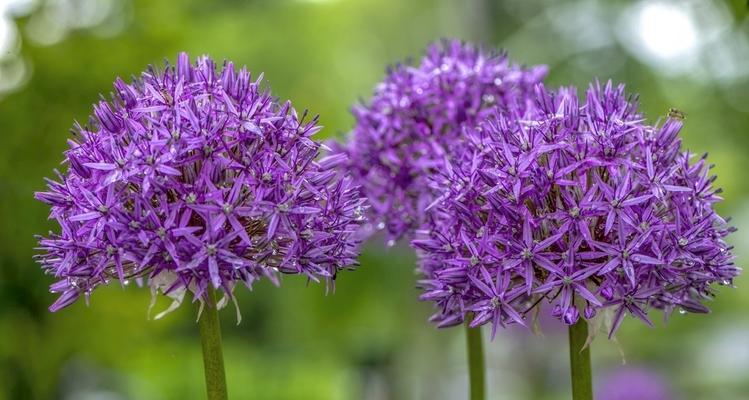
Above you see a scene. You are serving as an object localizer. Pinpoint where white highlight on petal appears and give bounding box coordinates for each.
[148,270,242,323]
[148,270,186,320]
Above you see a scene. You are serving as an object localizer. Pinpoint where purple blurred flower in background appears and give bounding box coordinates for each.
[35,53,366,315]
[596,366,674,400]
[414,81,739,337]
[336,39,547,243]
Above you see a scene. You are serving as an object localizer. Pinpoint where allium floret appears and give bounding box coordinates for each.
[35,53,366,316]
[338,39,548,243]
[414,81,739,338]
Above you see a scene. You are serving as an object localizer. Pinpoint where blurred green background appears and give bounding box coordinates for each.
[1,0,748,399]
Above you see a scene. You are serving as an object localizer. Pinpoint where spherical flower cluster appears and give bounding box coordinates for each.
[597,367,674,400]
[413,81,739,338]
[35,53,366,314]
[338,39,548,242]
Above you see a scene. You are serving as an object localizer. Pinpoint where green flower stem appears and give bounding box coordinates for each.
[568,318,593,400]
[198,288,228,400]
[465,316,486,400]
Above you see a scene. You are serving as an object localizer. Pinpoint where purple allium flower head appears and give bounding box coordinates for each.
[337,39,548,243]
[413,81,739,338]
[596,366,674,400]
[35,53,366,315]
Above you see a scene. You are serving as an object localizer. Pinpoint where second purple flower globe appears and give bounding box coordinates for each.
[339,40,548,243]
[35,54,366,315]
[414,81,739,337]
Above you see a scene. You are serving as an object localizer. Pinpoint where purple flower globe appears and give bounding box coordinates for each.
[413,81,739,338]
[337,40,548,243]
[596,366,674,400]
[35,53,366,315]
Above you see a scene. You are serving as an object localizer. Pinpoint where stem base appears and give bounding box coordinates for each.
[568,318,593,400]
[199,289,228,400]
[465,318,485,400]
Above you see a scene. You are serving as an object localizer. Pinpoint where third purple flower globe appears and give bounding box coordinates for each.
[337,40,548,243]
[413,81,739,338]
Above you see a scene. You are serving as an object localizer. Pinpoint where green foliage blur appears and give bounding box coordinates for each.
[1,0,747,399]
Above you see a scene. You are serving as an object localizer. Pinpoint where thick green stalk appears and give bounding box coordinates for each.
[465,318,485,400]
[568,318,593,400]
[198,289,228,400]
